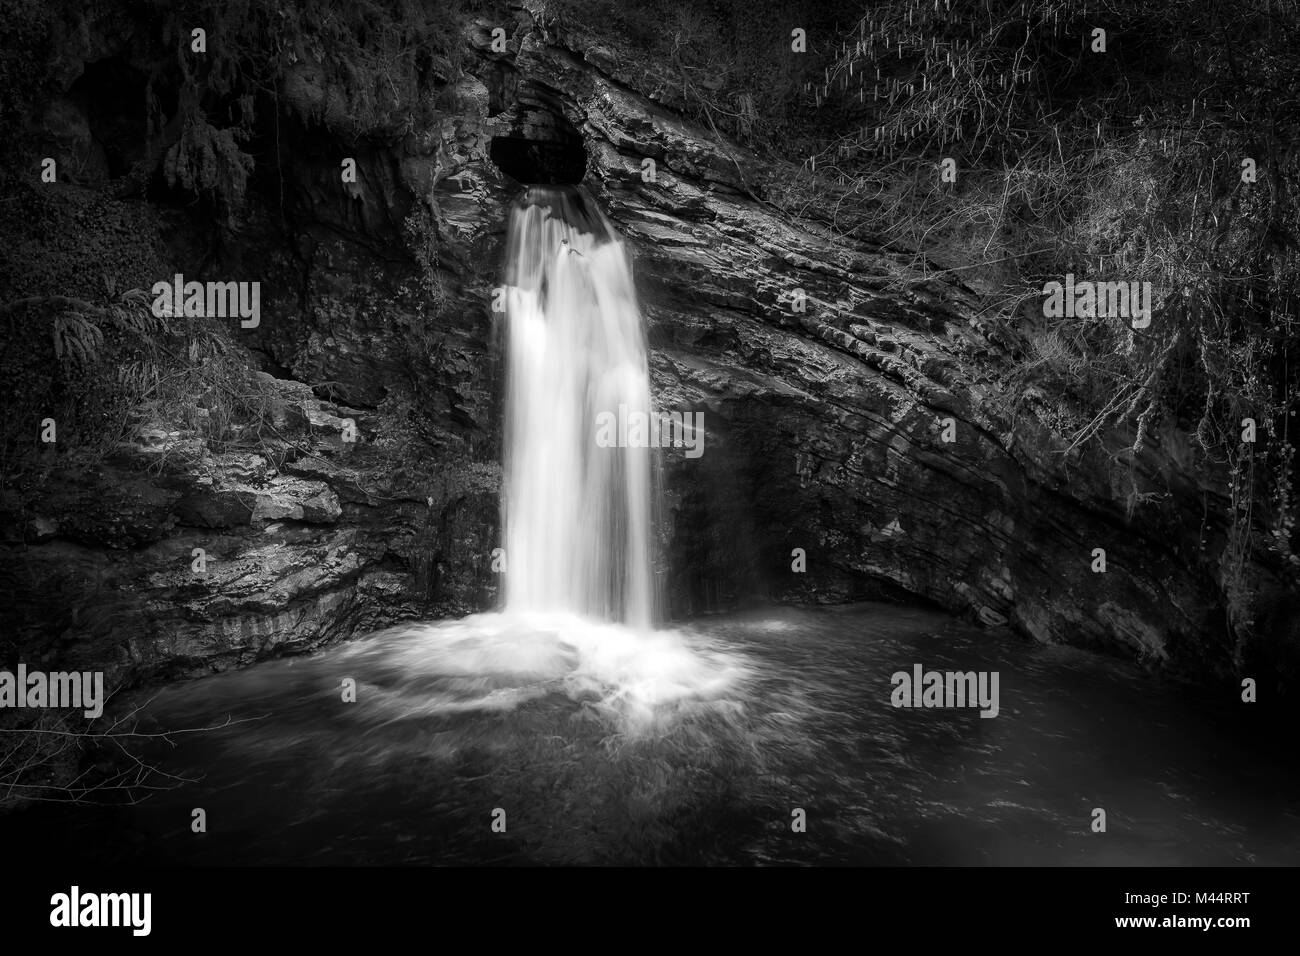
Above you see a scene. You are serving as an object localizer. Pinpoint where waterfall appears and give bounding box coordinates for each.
[319,185,747,740]
[500,186,656,630]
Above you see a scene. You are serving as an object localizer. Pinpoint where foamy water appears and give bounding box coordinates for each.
[331,612,756,737]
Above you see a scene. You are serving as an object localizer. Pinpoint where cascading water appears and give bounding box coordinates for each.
[501,186,655,630]
[267,184,754,737]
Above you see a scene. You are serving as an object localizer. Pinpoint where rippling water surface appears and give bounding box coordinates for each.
[14,603,1299,865]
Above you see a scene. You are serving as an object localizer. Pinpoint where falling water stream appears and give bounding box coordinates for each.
[502,186,655,628]
[7,188,1299,865]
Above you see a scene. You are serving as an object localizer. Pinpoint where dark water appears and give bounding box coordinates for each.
[8,603,1298,865]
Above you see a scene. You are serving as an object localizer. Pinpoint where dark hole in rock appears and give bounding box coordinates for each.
[69,58,149,178]
[489,135,587,185]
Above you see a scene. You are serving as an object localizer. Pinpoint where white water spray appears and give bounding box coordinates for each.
[501,186,656,630]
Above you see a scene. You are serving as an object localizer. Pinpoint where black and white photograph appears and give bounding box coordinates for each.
[0,0,1294,937]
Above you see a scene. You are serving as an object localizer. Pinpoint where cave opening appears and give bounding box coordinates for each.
[489,134,587,185]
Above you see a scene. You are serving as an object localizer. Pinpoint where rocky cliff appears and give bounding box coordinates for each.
[2,1,1291,694]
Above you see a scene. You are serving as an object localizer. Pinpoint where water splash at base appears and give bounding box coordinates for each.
[337,612,755,737]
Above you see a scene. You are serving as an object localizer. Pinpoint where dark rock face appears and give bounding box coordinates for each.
[0,376,499,686]
[3,4,1285,693]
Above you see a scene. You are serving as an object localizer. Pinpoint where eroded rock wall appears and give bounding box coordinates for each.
[3,3,1283,693]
